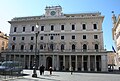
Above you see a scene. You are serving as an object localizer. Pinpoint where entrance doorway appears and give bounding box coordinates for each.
[46,57,52,70]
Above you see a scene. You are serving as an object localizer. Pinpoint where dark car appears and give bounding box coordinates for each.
[0,61,23,74]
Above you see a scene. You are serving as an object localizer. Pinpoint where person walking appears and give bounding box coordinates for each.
[49,66,53,75]
[39,65,45,75]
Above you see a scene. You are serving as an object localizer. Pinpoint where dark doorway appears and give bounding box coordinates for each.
[46,57,52,70]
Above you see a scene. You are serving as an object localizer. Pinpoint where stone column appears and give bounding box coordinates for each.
[88,55,90,71]
[63,55,65,70]
[75,55,78,71]
[52,55,55,70]
[56,55,59,70]
[82,55,84,71]
[69,55,71,68]
[101,55,108,72]
[95,55,97,71]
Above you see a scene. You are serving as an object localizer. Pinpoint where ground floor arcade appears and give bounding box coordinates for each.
[4,53,108,72]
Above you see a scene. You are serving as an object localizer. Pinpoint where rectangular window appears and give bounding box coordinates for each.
[72,24,75,30]
[23,27,25,32]
[72,35,75,39]
[32,26,34,31]
[51,25,54,31]
[31,36,34,40]
[61,25,64,30]
[82,24,86,30]
[13,37,16,41]
[94,35,98,39]
[14,27,17,32]
[22,37,25,40]
[61,36,64,40]
[83,35,86,39]
[41,26,44,31]
[93,24,97,29]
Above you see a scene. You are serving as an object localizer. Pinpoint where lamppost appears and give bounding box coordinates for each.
[32,24,39,78]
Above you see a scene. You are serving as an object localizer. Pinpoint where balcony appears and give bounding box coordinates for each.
[3,49,106,53]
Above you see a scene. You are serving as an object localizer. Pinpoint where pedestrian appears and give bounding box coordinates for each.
[41,65,45,75]
[49,66,53,75]
[39,65,42,75]
[69,66,73,75]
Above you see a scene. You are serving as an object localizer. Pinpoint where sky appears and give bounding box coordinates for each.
[0,0,120,51]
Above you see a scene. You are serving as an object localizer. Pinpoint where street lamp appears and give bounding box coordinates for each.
[32,23,39,78]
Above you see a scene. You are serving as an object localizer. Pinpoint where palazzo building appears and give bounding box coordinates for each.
[3,6,107,71]
[0,31,8,61]
[112,13,120,67]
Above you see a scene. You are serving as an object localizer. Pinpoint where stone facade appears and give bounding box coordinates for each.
[112,13,120,68]
[0,31,8,61]
[3,6,107,71]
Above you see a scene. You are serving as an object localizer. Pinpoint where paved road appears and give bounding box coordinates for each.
[1,70,120,81]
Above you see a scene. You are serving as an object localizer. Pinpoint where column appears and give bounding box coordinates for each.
[28,55,31,69]
[69,55,71,68]
[39,55,41,66]
[56,55,59,70]
[101,55,108,72]
[82,55,84,71]
[95,55,97,71]
[52,55,55,70]
[75,55,78,71]
[24,55,26,68]
[87,55,90,71]
[63,55,65,70]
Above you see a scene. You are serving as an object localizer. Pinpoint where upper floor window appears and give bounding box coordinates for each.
[61,25,64,30]
[32,26,34,31]
[40,36,44,40]
[61,36,64,40]
[31,36,34,40]
[23,27,25,32]
[61,44,64,51]
[40,44,44,50]
[13,37,16,41]
[51,25,54,31]
[83,44,87,50]
[72,44,75,51]
[82,24,86,30]
[72,24,75,30]
[41,26,44,31]
[83,35,86,39]
[21,45,24,50]
[94,35,98,39]
[72,35,75,39]
[12,45,15,50]
[22,37,25,40]
[50,36,54,40]
[95,44,98,50]
[93,24,97,29]
[14,27,17,32]
[30,45,33,50]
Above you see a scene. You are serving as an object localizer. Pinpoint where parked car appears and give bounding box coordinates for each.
[0,61,23,74]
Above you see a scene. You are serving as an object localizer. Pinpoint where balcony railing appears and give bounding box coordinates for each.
[3,49,106,53]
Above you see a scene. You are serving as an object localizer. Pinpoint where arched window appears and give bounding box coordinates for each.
[95,44,98,50]
[61,44,64,51]
[72,44,75,51]
[21,45,24,50]
[12,45,15,50]
[40,44,43,50]
[83,44,87,51]
[30,45,33,50]
[50,44,54,51]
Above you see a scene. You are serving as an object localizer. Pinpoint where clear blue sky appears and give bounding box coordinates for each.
[0,0,120,51]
